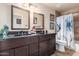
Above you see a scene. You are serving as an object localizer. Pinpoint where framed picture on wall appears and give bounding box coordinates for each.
[50,14,54,21]
[11,5,30,30]
[50,22,54,30]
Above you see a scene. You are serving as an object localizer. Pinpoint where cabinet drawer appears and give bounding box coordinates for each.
[25,36,38,44]
[50,35,55,39]
[39,35,50,42]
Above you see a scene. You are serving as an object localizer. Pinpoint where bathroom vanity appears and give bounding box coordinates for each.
[0,33,56,56]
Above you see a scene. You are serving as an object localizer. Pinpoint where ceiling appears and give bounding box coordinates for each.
[38,3,79,12]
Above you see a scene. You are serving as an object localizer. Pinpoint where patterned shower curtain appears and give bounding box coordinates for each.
[64,14,75,50]
[56,14,75,50]
[56,16,64,42]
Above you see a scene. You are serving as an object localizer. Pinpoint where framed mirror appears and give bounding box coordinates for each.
[11,5,30,30]
[33,13,44,30]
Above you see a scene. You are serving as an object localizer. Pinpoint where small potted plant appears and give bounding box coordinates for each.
[0,24,9,39]
[3,24,9,39]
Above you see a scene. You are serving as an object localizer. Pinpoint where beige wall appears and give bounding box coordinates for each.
[61,7,79,15]
[0,3,56,33]
[0,4,11,30]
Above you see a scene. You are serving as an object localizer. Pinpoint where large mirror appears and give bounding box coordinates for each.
[11,5,30,30]
[33,13,44,30]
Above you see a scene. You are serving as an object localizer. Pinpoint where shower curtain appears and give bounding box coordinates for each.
[56,16,64,42]
[56,14,75,50]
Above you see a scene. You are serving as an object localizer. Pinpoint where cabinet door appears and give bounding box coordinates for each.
[28,43,38,56]
[39,41,48,56]
[15,46,28,56]
[48,39,55,55]
[0,49,14,56]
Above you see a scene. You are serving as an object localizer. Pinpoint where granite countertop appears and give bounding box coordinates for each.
[0,33,56,41]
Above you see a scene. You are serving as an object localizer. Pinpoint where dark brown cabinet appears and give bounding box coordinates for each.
[39,34,56,56]
[48,39,55,55]
[28,43,38,56]
[0,33,56,56]
[0,49,14,56]
[15,46,28,56]
[27,36,39,56]
[39,40,48,56]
